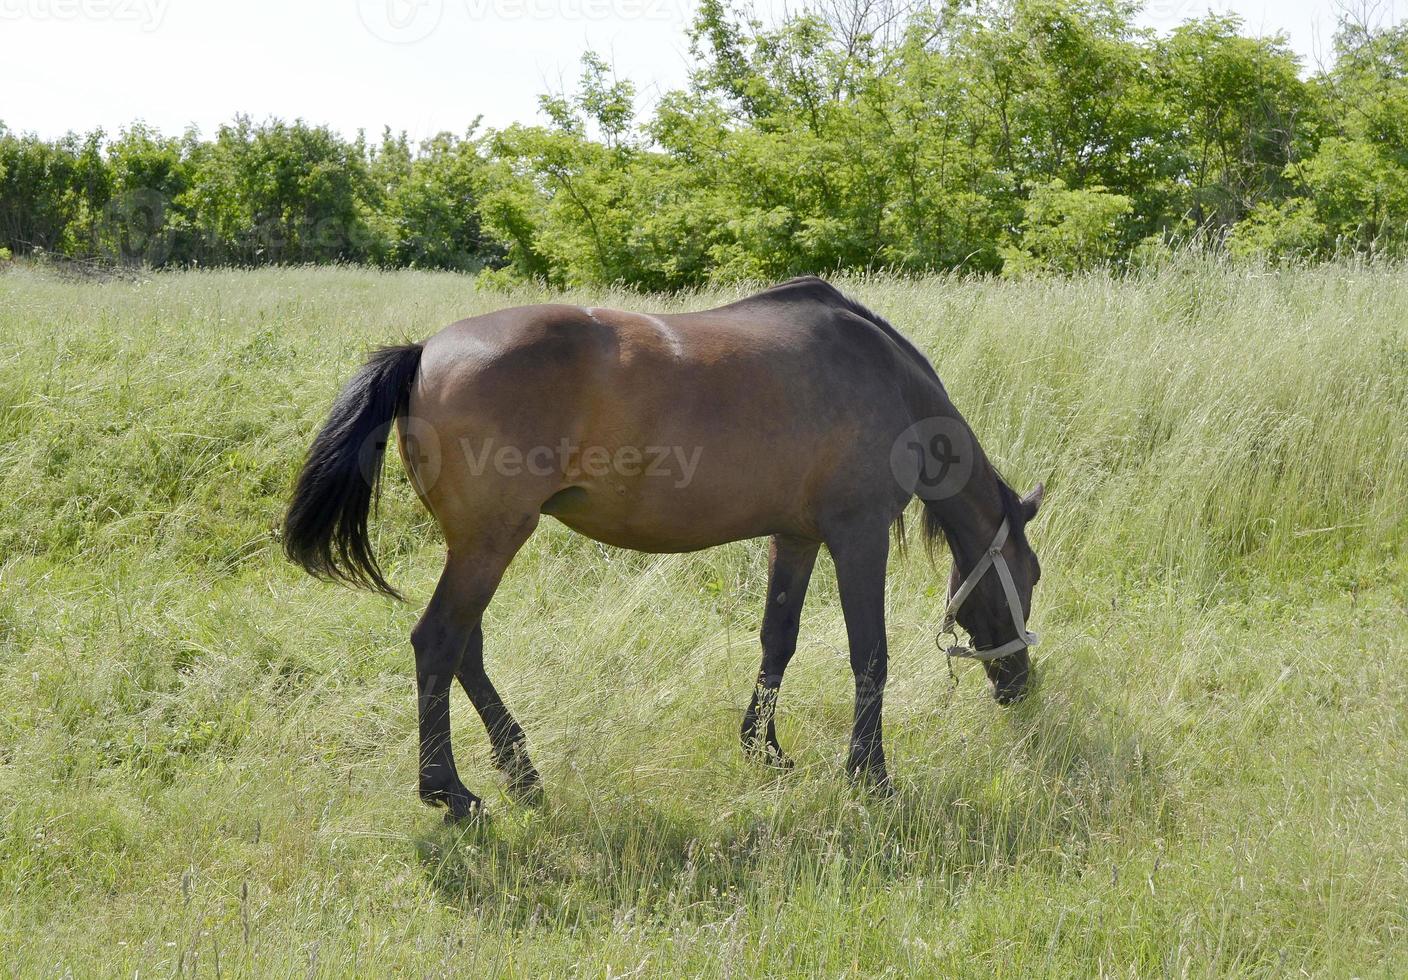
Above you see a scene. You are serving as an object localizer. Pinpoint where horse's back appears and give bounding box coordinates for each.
[405,285,929,549]
[419,278,910,386]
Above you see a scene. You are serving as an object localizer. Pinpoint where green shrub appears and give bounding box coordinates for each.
[1228,198,1326,262]
[1000,180,1134,277]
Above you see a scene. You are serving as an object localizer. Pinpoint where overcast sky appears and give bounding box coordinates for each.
[1,0,1394,142]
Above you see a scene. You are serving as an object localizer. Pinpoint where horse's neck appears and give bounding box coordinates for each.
[916,389,1008,567]
[934,461,1007,568]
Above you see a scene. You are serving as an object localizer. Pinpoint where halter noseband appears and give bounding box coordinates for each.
[939,518,1039,662]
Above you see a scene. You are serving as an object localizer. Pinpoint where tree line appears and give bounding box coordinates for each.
[3,0,1406,286]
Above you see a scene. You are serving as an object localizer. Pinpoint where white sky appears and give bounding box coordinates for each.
[1,0,1397,143]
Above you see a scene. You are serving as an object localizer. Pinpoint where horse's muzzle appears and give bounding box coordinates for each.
[986,652,1032,705]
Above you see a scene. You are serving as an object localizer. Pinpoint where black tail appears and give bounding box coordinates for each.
[283,343,424,599]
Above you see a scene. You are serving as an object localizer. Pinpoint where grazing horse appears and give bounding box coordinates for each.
[284,277,1044,820]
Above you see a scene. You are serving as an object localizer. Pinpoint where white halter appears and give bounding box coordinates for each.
[940,518,1039,662]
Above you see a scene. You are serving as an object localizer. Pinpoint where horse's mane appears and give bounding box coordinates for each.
[752,277,1025,559]
[921,475,1030,559]
[820,282,1032,556]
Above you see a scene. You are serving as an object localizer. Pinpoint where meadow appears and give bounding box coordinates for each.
[0,261,1404,976]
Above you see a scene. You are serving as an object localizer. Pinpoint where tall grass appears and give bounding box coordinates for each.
[0,261,1404,975]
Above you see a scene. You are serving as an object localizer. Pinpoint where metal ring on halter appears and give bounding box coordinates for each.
[935,625,962,686]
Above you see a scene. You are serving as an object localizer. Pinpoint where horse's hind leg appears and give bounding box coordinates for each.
[457,624,542,803]
[741,534,820,769]
[412,516,537,821]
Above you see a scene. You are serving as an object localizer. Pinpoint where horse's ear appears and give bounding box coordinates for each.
[1019,482,1045,523]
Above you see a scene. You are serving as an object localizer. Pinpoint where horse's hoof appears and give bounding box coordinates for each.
[444,800,488,825]
[764,747,794,771]
[744,739,794,771]
[507,777,546,807]
[868,776,896,799]
[422,782,486,824]
[851,776,895,800]
[846,757,893,797]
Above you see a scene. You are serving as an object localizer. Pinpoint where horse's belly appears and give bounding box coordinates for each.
[540,482,796,553]
[547,514,727,553]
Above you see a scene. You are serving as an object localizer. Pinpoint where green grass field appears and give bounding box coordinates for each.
[1,262,1405,976]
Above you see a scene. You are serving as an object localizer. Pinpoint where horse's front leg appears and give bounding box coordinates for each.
[827,521,892,791]
[741,534,820,768]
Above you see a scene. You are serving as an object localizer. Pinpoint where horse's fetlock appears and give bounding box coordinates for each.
[491,736,530,771]
[418,781,449,806]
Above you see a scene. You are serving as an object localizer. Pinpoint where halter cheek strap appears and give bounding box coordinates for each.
[940,518,1039,662]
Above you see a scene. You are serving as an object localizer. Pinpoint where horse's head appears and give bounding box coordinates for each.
[944,483,1044,705]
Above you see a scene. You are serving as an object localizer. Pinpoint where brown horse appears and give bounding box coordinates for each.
[284,277,1044,820]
